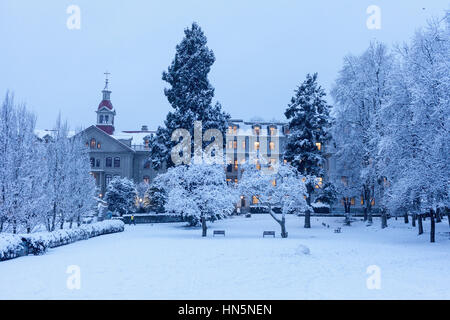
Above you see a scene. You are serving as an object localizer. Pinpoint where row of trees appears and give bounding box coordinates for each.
[331,16,449,240]
[0,93,97,234]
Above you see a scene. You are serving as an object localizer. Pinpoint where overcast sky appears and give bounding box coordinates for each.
[0,0,448,132]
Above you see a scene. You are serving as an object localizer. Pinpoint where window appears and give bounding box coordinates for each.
[242,141,246,149]
[99,115,104,123]
[252,196,259,204]
[361,196,364,205]
[106,157,112,167]
[351,197,355,205]
[233,126,238,134]
[234,178,238,184]
[371,198,375,206]
[316,142,322,151]
[253,126,260,135]
[233,141,237,149]
[144,139,149,149]
[228,141,233,149]
[227,126,233,134]
[114,157,120,168]
[256,162,261,170]
[269,127,276,136]
[234,160,238,170]
[97,142,101,149]
[254,141,260,151]
[90,138,96,148]
[105,115,109,123]
[341,176,348,187]
[95,159,100,168]
[227,164,233,172]
[272,179,277,186]
[90,158,95,167]
[105,174,112,186]
[269,141,275,150]
[143,176,150,184]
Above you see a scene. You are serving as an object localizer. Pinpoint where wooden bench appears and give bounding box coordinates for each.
[213,230,225,237]
[334,227,342,233]
[263,231,275,238]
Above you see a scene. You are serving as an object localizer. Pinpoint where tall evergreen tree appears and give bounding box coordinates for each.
[149,22,230,169]
[283,73,332,228]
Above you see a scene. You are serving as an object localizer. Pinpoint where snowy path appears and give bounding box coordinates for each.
[0,215,449,299]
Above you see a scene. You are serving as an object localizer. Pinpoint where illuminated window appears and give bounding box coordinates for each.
[233,126,238,134]
[253,126,260,135]
[269,127,276,136]
[256,162,261,170]
[272,179,277,186]
[234,178,238,184]
[144,139,149,149]
[254,141,260,151]
[371,198,375,206]
[360,196,364,205]
[316,142,322,151]
[228,141,233,149]
[97,142,101,149]
[315,177,323,188]
[269,141,275,150]
[233,141,237,149]
[234,160,238,170]
[228,126,233,134]
[351,197,355,205]
[242,141,246,149]
[252,196,259,204]
[226,178,231,182]
[283,159,287,164]
[90,138,96,148]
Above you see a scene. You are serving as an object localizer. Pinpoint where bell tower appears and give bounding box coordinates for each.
[96,71,116,135]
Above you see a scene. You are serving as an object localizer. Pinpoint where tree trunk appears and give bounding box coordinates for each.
[363,207,368,221]
[27,227,31,234]
[13,219,17,234]
[77,215,81,227]
[435,208,441,223]
[280,217,288,238]
[430,209,435,243]
[381,209,388,229]
[448,213,450,228]
[51,203,57,232]
[367,209,373,224]
[412,213,416,227]
[418,214,423,235]
[201,216,207,237]
[304,209,311,228]
[69,220,73,229]
[404,213,409,224]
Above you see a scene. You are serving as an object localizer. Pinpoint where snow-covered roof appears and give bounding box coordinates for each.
[34,129,76,139]
[113,131,156,146]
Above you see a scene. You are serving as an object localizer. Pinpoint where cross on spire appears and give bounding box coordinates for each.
[104,71,111,90]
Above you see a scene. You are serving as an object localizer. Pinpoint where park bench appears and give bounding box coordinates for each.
[263,231,275,238]
[334,227,342,233]
[213,230,225,237]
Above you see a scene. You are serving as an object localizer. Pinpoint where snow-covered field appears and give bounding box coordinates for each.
[0,215,449,300]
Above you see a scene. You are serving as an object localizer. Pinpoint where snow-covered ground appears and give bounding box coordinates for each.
[0,215,449,299]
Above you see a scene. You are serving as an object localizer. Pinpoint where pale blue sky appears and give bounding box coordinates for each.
[0,0,448,131]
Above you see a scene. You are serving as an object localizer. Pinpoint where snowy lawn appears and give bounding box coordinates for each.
[0,215,449,299]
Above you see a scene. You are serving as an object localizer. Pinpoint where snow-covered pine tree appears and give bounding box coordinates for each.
[283,73,332,228]
[105,177,137,216]
[149,22,230,169]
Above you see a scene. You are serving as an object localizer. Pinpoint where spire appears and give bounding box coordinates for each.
[102,71,111,100]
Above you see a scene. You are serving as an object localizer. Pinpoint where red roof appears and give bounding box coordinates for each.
[96,125,115,135]
[98,100,113,110]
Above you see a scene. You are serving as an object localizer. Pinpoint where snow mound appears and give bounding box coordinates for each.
[0,234,27,261]
[295,244,311,255]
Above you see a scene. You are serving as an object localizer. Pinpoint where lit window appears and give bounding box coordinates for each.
[97,142,101,149]
[254,126,260,135]
[234,160,238,170]
[371,198,375,206]
[256,162,261,170]
[233,141,237,149]
[228,141,233,149]
[228,126,233,134]
[252,196,259,204]
[233,126,238,134]
[316,142,322,151]
[270,127,276,135]
[242,141,246,149]
[269,141,275,150]
[254,141,260,151]
[90,138,96,148]
[315,177,323,188]
[272,179,277,186]
[351,197,355,205]
[360,196,364,205]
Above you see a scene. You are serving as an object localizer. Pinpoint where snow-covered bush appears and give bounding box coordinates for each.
[20,220,125,256]
[0,234,27,261]
[105,177,137,216]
